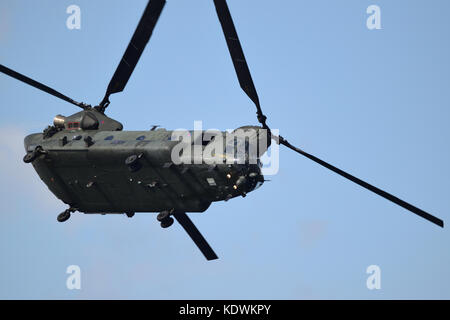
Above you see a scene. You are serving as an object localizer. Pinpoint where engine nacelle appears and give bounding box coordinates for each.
[53,115,66,128]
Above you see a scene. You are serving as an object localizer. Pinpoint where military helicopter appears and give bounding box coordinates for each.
[0,0,444,261]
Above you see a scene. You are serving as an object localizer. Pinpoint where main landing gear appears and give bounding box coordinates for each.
[157,210,174,228]
[57,208,76,223]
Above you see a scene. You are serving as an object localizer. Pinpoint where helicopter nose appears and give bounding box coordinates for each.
[234,170,264,194]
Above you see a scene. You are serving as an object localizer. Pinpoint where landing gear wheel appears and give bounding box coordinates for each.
[57,210,71,223]
[157,210,170,222]
[125,212,135,218]
[160,217,174,228]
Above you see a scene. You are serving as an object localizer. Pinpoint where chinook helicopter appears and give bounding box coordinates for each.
[0,0,444,261]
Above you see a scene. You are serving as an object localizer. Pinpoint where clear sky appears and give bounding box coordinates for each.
[0,0,449,299]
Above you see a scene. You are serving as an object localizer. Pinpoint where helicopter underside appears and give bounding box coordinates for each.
[32,156,212,213]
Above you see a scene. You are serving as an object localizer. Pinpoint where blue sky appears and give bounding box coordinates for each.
[0,0,449,299]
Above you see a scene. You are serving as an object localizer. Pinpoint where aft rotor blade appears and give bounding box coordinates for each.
[213,0,268,127]
[277,135,444,228]
[0,64,87,109]
[99,0,166,109]
[173,212,218,261]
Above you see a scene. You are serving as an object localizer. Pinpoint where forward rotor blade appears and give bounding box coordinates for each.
[213,0,268,127]
[277,135,444,228]
[0,64,87,109]
[173,212,219,261]
[99,0,166,109]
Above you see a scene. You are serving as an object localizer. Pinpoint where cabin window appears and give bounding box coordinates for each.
[104,135,114,140]
[136,135,146,141]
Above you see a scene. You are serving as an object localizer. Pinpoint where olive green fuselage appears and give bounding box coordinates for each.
[24,127,264,214]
